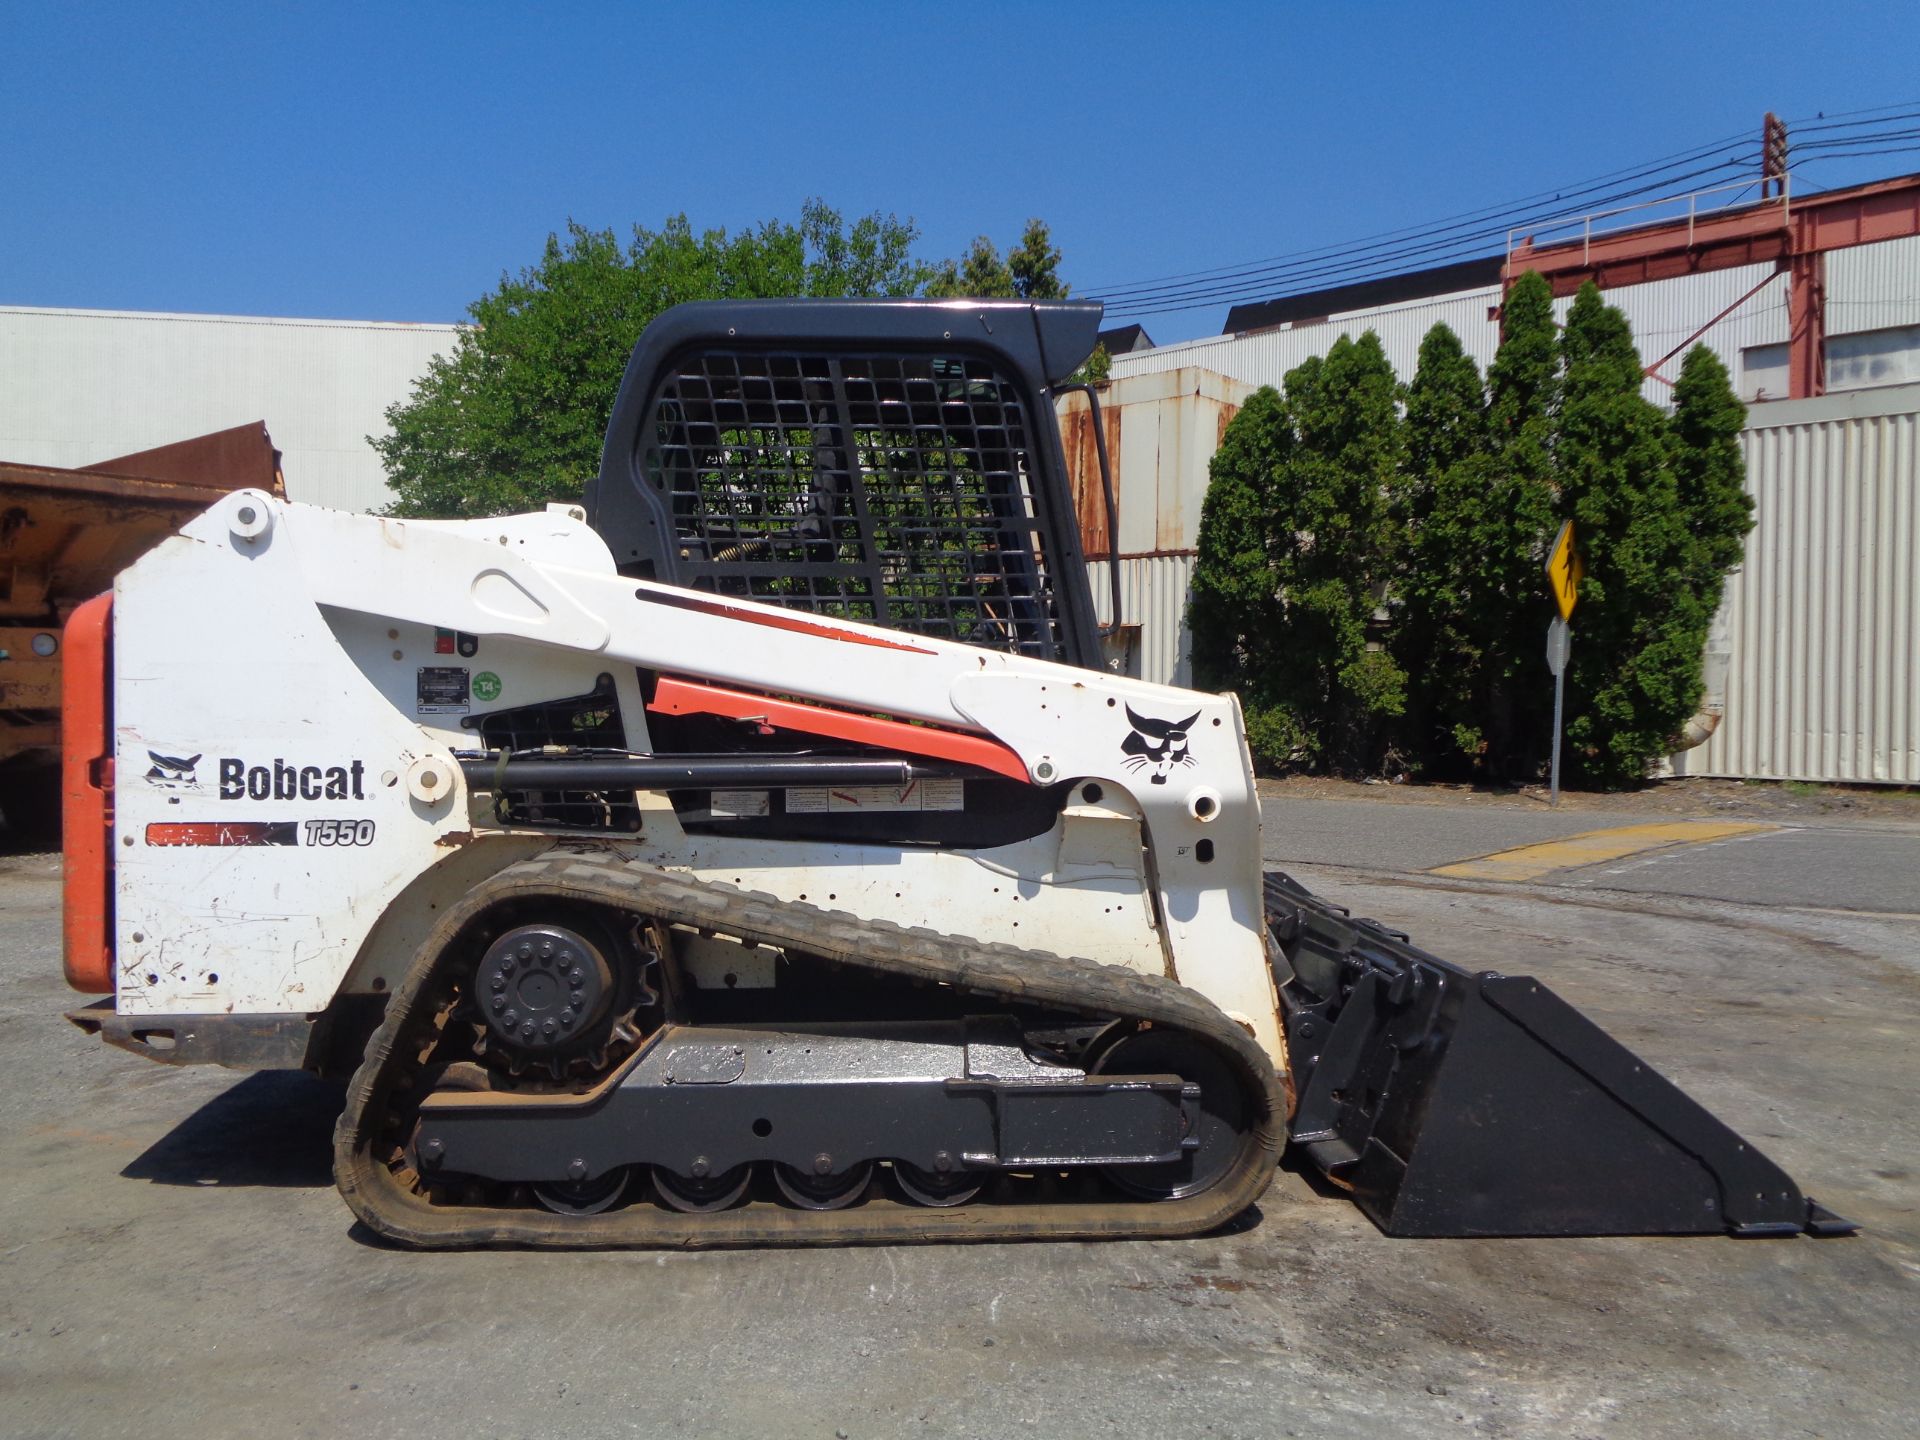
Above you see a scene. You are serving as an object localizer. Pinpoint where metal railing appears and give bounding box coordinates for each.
[1506,175,1793,270]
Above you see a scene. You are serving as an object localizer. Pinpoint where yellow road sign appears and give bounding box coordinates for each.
[1545,519,1583,621]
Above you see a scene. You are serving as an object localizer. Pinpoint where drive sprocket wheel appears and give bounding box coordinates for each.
[463,912,661,1082]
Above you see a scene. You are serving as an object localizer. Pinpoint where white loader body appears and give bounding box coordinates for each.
[106,488,1285,1072]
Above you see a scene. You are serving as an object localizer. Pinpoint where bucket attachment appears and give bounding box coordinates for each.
[1264,872,1854,1238]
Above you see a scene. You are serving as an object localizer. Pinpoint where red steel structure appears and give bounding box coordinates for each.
[1503,171,1920,397]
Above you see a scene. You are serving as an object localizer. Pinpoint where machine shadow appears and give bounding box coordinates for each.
[122,1070,343,1188]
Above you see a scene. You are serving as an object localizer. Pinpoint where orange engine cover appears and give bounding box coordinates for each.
[61,592,113,994]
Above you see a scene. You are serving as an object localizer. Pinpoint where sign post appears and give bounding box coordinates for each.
[1546,617,1570,805]
[1544,520,1583,807]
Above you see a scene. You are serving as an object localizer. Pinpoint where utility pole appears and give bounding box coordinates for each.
[1762,112,1790,200]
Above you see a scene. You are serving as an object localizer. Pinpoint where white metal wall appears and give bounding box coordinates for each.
[1058,367,1252,556]
[1114,285,1502,395]
[1827,234,1920,336]
[1090,554,1199,688]
[0,305,459,512]
[1671,384,1920,784]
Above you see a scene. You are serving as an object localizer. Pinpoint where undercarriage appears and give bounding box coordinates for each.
[334,853,1282,1247]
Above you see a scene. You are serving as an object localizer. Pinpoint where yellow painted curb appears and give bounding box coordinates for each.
[1428,820,1779,883]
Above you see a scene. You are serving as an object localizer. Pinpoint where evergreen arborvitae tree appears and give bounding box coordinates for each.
[1394,323,1491,771]
[1473,271,1563,775]
[1189,386,1309,764]
[1290,332,1413,771]
[1189,334,1407,772]
[1259,334,1407,770]
[1556,283,1700,786]
[1191,386,1287,694]
[1668,344,1754,604]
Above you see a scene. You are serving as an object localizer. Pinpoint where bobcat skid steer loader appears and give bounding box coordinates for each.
[60,298,1851,1246]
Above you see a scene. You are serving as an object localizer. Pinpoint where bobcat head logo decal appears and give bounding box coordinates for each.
[1121,706,1200,785]
[144,750,202,789]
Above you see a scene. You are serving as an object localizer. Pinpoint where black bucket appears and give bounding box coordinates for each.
[1264,872,1853,1238]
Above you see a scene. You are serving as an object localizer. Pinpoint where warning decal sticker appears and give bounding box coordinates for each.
[784,779,964,814]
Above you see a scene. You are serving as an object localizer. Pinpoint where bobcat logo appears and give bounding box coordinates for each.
[1121,706,1200,785]
[144,750,202,789]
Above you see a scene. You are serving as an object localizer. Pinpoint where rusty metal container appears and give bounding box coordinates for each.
[1057,369,1252,685]
[0,422,284,829]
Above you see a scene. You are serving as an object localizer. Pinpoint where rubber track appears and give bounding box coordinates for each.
[333,850,1281,1249]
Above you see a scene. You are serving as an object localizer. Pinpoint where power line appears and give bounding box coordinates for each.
[1096,154,1759,317]
[1794,126,1920,152]
[1787,98,1920,125]
[1090,153,1757,311]
[1785,108,1920,137]
[1089,148,1762,309]
[1796,142,1920,166]
[1080,125,1760,299]
[1092,109,1920,323]
[1085,145,1754,301]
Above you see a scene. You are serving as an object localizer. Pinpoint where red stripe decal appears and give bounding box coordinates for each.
[636,589,938,655]
[648,677,1030,783]
[146,821,299,847]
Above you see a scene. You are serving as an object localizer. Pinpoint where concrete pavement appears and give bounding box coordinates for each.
[1262,790,1920,916]
[3,788,1917,1440]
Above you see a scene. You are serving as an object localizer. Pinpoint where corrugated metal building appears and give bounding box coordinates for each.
[1672,384,1919,784]
[0,305,459,513]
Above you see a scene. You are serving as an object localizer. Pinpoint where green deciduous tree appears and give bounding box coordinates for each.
[926,219,1070,300]
[376,201,929,518]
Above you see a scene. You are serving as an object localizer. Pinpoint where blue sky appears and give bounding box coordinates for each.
[5,2,1917,342]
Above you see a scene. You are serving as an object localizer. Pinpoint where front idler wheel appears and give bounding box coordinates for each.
[1092,1031,1250,1201]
